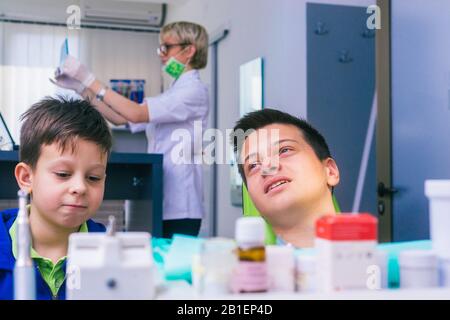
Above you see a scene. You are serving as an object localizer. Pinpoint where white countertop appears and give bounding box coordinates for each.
[156,281,450,300]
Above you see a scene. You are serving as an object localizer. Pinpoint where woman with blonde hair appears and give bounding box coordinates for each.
[53,21,209,238]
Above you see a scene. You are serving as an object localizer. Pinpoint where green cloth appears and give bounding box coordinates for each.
[332,194,341,212]
[9,209,88,297]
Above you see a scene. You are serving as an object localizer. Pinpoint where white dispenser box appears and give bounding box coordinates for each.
[315,214,378,292]
[425,180,450,258]
[66,232,155,300]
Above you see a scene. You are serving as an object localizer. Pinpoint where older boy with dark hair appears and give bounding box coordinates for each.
[0,97,112,299]
[231,108,340,248]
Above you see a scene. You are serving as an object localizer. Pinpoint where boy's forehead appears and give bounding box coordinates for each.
[241,124,305,159]
[39,139,107,163]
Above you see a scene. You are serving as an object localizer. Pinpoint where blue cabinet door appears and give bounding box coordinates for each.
[391,0,450,241]
[307,3,376,215]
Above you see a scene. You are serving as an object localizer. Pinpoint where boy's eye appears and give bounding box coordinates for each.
[55,172,70,178]
[247,162,260,172]
[280,147,292,154]
[88,176,102,182]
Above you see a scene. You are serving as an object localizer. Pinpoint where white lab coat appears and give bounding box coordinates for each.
[128,70,209,220]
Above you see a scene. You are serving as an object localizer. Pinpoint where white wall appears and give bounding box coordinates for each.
[0,21,161,143]
[165,0,375,237]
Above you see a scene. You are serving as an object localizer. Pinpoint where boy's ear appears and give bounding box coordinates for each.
[324,158,340,188]
[15,162,33,193]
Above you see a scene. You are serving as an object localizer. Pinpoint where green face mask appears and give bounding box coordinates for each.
[163,57,186,79]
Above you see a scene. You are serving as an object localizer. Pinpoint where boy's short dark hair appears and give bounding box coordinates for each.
[20,96,112,168]
[230,108,332,185]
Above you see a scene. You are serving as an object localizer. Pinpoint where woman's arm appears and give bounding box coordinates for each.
[81,88,129,126]
[56,56,150,123]
[88,80,150,123]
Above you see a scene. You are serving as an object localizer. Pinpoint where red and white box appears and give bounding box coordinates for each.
[315,213,378,292]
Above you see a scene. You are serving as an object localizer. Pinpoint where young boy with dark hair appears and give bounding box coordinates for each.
[0,97,112,299]
[231,108,340,248]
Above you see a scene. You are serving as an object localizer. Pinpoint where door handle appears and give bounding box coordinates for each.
[377,182,398,198]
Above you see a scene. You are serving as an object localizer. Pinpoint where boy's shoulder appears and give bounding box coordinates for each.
[86,219,106,232]
[0,208,17,271]
[0,208,19,231]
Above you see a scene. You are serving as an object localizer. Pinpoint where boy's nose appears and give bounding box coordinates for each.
[261,155,280,176]
[69,176,87,195]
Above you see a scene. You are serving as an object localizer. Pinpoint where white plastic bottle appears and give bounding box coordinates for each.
[425,180,450,258]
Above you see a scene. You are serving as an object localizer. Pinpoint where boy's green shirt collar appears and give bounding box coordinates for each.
[9,205,88,297]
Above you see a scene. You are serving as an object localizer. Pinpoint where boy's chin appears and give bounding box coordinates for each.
[258,201,297,219]
[57,215,92,230]
[58,221,86,230]
[261,193,297,209]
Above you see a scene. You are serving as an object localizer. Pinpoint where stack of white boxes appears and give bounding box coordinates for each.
[66,232,155,300]
[315,213,378,292]
[425,180,450,287]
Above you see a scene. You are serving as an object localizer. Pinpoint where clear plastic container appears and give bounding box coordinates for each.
[295,254,317,293]
[195,238,237,295]
[266,245,295,292]
[375,250,388,289]
[399,250,439,289]
[425,180,450,258]
[439,256,450,287]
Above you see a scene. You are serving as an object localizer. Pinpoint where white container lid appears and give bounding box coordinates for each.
[235,217,265,244]
[296,254,316,273]
[425,180,450,198]
[399,250,438,268]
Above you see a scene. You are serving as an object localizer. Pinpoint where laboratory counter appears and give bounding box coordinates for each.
[157,282,450,300]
